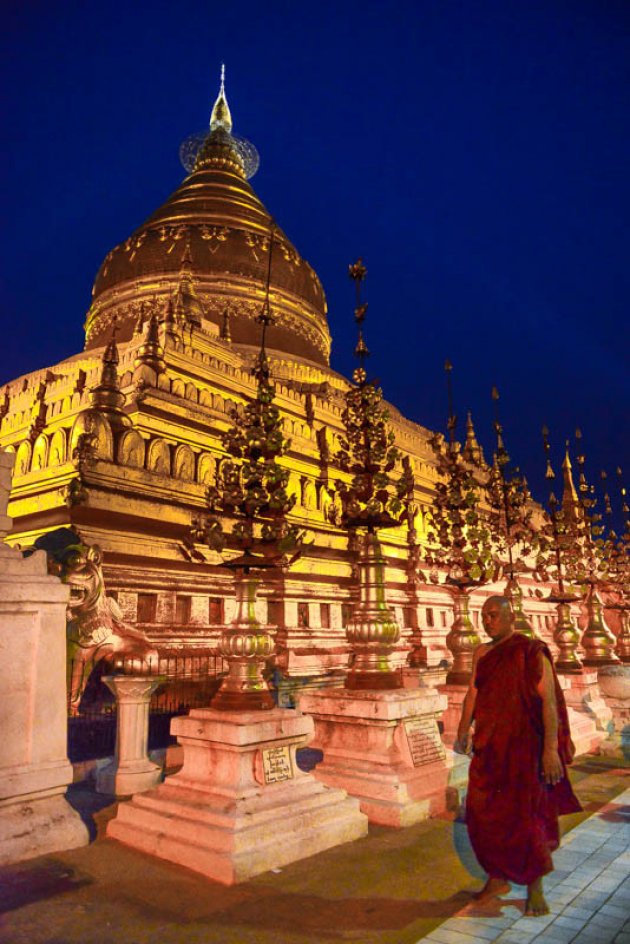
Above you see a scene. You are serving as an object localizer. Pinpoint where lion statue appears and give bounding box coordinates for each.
[30,528,158,714]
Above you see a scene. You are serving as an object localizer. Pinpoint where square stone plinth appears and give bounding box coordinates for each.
[106,706,367,884]
[298,687,450,827]
[557,675,607,754]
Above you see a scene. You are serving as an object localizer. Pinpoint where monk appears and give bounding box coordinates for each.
[457,595,581,915]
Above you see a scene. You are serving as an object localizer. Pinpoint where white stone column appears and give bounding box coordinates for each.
[96,675,164,797]
[0,448,88,865]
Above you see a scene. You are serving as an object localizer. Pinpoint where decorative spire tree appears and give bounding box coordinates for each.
[424,362,495,683]
[202,224,304,709]
[333,259,414,690]
[563,430,619,666]
[536,427,584,673]
[569,429,619,667]
[485,386,538,637]
[598,468,630,661]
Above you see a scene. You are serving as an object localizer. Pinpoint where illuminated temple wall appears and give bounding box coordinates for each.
[0,332,560,685]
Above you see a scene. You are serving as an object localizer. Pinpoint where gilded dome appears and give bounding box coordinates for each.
[85,79,330,366]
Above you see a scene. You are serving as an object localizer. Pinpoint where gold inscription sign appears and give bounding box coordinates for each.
[403,717,446,767]
[262,746,293,784]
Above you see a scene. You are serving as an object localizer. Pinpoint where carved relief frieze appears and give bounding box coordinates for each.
[49,429,67,466]
[199,225,230,254]
[244,231,270,261]
[173,444,195,481]
[156,223,188,254]
[147,438,171,476]
[118,428,145,468]
[15,440,31,477]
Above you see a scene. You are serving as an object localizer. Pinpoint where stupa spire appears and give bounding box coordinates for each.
[90,324,128,425]
[210,64,233,133]
[174,235,204,328]
[462,411,484,465]
[562,444,581,523]
[180,65,259,179]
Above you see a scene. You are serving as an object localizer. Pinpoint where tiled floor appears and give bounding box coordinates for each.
[416,788,630,944]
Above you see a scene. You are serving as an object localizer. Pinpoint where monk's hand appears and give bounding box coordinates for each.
[455,727,470,755]
[542,746,563,785]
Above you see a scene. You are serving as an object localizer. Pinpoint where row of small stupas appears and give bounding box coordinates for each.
[0,75,568,685]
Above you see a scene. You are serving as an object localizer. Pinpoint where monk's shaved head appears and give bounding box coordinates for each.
[482,595,512,612]
[482,595,515,641]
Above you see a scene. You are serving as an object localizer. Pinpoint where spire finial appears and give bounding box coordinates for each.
[210,64,233,133]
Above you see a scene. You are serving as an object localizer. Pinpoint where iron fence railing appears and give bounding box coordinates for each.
[67,651,227,762]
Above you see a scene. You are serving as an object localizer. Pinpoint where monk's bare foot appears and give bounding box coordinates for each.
[472,877,511,901]
[525,878,549,916]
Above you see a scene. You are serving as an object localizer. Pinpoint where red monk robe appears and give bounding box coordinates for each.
[466,633,581,887]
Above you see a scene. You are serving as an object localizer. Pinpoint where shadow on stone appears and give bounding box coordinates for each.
[65,782,117,842]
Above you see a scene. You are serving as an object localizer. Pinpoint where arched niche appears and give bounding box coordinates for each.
[197,452,215,485]
[70,411,114,461]
[185,382,198,403]
[199,389,212,407]
[49,429,67,466]
[320,486,332,516]
[31,434,48,471]
[173,444,194,481]
[15,440,31,477]
[147,438,171,475]
[287,473,301,506]
[117,428,145,468]
[171,378,185,398]
[302,479,317,511]
[157,374,170,392]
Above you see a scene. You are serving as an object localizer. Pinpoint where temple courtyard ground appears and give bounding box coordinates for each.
[0,752,627,944]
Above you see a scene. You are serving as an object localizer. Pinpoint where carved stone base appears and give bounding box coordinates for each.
[556,675,608,755]
[436,682,468,749]
[106,706,367,884]
[597,665,630,736]
[562,671,613,734]
[298,687,449,826]
[0,794,88,867]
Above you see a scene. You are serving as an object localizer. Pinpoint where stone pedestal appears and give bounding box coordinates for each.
[106,706,367,884]
[437,682,468,749]
[563,670,613,734]
[0,449,88,864]
[597,665,630,737]
[96,675,164,796]
[299,687,449,826]
[556,675,606,755]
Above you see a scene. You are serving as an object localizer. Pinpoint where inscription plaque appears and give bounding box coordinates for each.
[403,717,445,767]
[262,745,293,784]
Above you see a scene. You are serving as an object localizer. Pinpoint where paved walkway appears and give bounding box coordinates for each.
[0,756,627,944]
[417,788,630,944]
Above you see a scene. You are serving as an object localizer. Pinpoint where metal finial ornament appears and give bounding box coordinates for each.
[487,388,536,637]
[542,425,555,479]
[179,65,260,178]
[348,259,369,385]
[567,428,619,666]
[539,426,582,672]
[444,360,456,445]
[333,258,419,690]
[253,223,276,386]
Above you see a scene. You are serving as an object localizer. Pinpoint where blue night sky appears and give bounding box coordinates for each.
[1,0,628,518]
